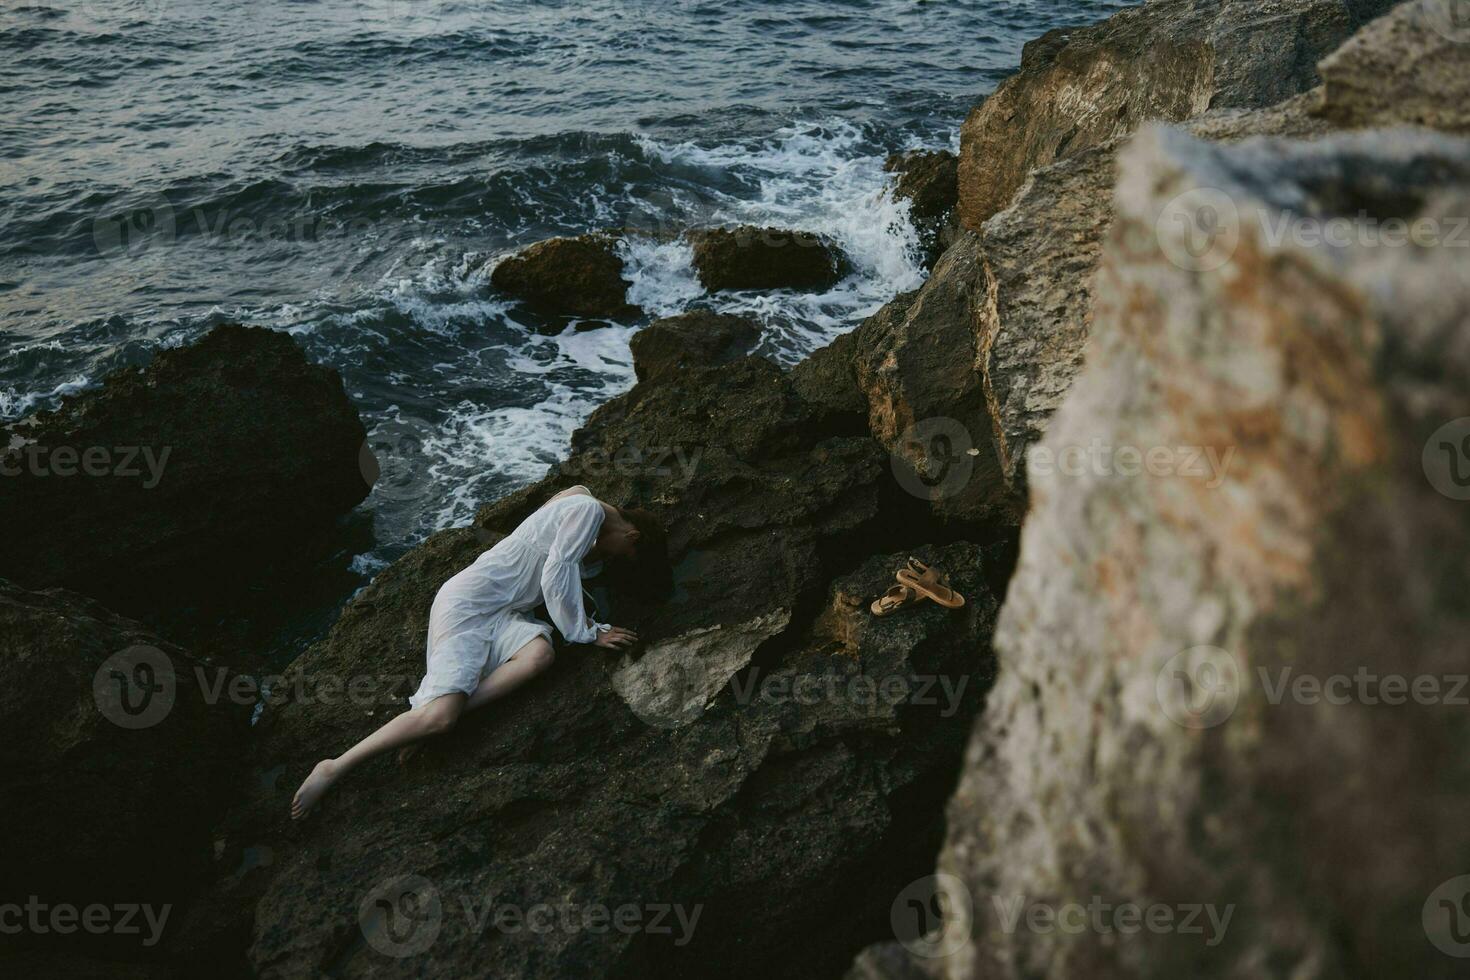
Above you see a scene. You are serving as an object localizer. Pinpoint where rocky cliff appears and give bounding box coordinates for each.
[955,0,1404,230]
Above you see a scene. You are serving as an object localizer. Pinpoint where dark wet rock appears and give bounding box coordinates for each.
[687,225,850,292]
[176,348,1008,976]
[0,324,368,626]
[796,243,1016,529]
[956,0,1401,229]
[489,233,640,321]
[0,580,246,961]
[934,126,1470,979]
[886,149,960,268]
[628,310,762,384]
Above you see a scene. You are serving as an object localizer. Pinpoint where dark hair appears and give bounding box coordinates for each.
[617,507,672,600]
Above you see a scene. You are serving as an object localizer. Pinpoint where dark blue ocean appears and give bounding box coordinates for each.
[2,0,1129,573]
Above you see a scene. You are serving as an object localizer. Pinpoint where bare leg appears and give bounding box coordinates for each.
[398,639,555,764]
[291,692,465,819]
[466,638,555,710]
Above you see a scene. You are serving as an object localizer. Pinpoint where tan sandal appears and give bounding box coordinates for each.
[895,557,966,609]
[871,583,924,617]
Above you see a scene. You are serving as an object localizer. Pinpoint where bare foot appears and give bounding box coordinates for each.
[397,744,420,766]
[291,759,338,820]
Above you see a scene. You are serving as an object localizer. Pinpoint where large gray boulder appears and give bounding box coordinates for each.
[932,125,1470,979]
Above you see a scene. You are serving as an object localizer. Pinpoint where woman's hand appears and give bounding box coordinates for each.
[593,626,638,650]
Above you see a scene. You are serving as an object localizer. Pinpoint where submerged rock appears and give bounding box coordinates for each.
[886,150,960,269]
[0,324,367,625]
[934,125,1470,979]
[687,225,849,292]
[489,233,640,321]
[0,580,245,960]
[955,0,1401,229]
[628,310,761,384]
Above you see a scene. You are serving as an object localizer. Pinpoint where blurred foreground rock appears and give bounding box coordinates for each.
[932,124,1470,979]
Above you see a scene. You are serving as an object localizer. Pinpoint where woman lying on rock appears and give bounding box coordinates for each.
[291,486,666,819]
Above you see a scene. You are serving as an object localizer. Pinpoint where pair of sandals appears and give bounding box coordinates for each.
[870,557,966,617]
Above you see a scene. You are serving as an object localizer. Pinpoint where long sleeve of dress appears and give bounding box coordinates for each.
[540,496,608,644]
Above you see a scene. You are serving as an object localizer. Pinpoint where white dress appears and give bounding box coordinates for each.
[408,492,611,709]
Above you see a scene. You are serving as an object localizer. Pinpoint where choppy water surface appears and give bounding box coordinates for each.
[2,0,1130,570]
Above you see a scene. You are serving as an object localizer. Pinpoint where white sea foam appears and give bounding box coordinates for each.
[418,323,639,533]
[0,373,97,420]
[345,119,939,552]
[629,118,926,360]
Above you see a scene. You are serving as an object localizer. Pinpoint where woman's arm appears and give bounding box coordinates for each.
[540,496,606,644]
